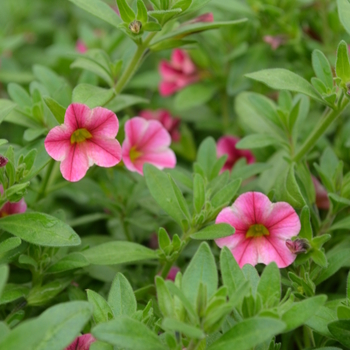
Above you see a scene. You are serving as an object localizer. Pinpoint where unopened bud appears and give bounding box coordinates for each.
[0,155,8,168]
[286,238,310,254]
[129,20,142,34]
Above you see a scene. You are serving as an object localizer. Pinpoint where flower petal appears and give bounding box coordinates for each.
[86,107,119,138]
[172,49,196,74]
[159,81,178,96]
[134,148,176,174]
[64,103,91,130]
[159,61,180,81]
[86,137,122,167]
[44,125,72,161]
[60,143,89,182]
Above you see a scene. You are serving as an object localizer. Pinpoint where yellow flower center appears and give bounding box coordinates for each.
[129,146,142,162]
[71,128,92,144]
[246,224,270,238]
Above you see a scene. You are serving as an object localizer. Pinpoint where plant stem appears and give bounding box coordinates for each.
[293,98,349,162]
[35,159,55,202]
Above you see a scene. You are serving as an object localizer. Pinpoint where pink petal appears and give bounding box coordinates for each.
[159,61,180,81]
[44,125,72,161]
[194,12,214,23]
[138,120,172,150]
[312,176,330,210]
[122,141,138,174]
[65,334,95,350]
[172,49,196,74]
[8,199,27,214]
[60,143,89,182]
[166,266,180,281]
[139,110,160,121]
[124,117,149,147]
[85,137,122,167]
[76,40,88,54]
[84,107,119,138]
[64,103,91,131]
[159,81,179,96]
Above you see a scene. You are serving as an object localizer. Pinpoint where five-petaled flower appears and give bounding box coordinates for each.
[140,109,181,142]
[215,192,301,268]
[65,333,95,350]
[217,136,255,173]
[159,49,200,96]
[0,185,27,217]
[44,103,122,182]
[122,117,176,175]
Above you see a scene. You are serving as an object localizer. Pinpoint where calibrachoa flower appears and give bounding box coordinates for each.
[76,39,87,54]
[0,185,27,217]
[217,136,255,172]
[122,117,176,175]
[263,35,286,50]
[140,109,181,142]
[159,49,200,96]
[215,192,301,268]
[166,266,180,281]
[44,103,122,182]
[312,176,330,210]
[0,155,8,167]
[65,334,95,350]
[286,238,310,254]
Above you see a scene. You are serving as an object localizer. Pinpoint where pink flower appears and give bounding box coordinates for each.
[76,39,87,54]
[215,192,301,268]
[187,12,214,24]
[44,103,122,182]
[166,266,180,281]
[0,155,8,167]
[159,49,200,96]
[217,136,255,172]
[263,35,286,50]
[122,117,176,175]
[139,109,181,142]
[0,185,27,217]
[286,239,310,254]
[312,176,330,210]
[65,334,95,350]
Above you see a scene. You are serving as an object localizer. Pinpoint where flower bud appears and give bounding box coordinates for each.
[129,20,142,34]
[0,155,8,168]
[286,239,310,254]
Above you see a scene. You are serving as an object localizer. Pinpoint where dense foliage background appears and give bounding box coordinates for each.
[1,0,350,349]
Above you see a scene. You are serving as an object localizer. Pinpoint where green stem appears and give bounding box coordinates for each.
[293,98,349,162]
[35,159,55,202]
[114,32,158,95]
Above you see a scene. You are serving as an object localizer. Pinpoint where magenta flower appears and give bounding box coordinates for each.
[76,39,88,54]
[312,176,330,210]
[215,192,301,268]
[166,266,180,281]
[159,49,200,96]
[122,117,176,175]
[0,185,27,217]
[139,109,181,142]
[217,136,255,172]
[44,103,122,182]
[0,155,8,167]
[65,334,95,350]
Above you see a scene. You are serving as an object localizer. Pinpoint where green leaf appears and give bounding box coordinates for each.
[149,9,182,23]
[156,276,175,318]
[299,206,313,240]
[220,247,245,296]
[137,0,148,22]
[328,320,350,347]
[144,164,187,228]
[335,40,350,85]
[92,316,166,350]
[246,69,323,104]
[257,262,281,307]
[207,317,286,350]
[236,134,280,149]
[197,137,217,179]
[0,301,92,350]
[0,265,9,298]
[174,83,217,110]
[172,0,192,11]
[281,295,327,332]
[191,223,234,240]
[211,178,241,208]
[46,253,89,273]
[182,242,218,307]
[143,22,162,31]
[329,215,350,231]
[312,50,334,90]
[169,176,191,220]
[7,83,32,107]
[193,174,205,213]
[311,249,328,268]
[108,273,137,317]
[87,290,113,324]
[72,84,114,108]
[187,0,209,12]
[82,241,158,265]
[0,237,22,255]
[337,0,350,37]
[0,100,17,125]
[105,94,149,113]
[0,284,29,305]
[43,97,65,124]
[117,0,135,22]
[162,318,205,339]
[69,0,122,28]
[0,212,80,247]
[282,164,306,208]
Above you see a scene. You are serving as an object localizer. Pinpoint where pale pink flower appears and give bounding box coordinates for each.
[122,117,176,175]
[44,103,122,182]
[139,109,181,142]
[159,49,200,96]
[312,176,330,210]
[0,185,27,217]
[217,136,255,172]
[65,334,95,350]
[286,238,310,254]
[263,35,286,50]
[76,39,88,54]
[215,192,301,268]
[187,12,214,24]
[166,266,180,281]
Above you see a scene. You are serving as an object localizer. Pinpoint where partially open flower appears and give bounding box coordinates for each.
[159,49,200,96]
[140,109,181,142]
[122,117,176,175]
[312,176,330,210]
[0,185,27,217]
[215,192,301,268]
[76,39,87,54]
[44,103,122,182]
[65,334,95,350]
[166,266,180,281]
[217,136,255,172]
[286,239,310,254]
[0,155,8,167]
[187,12,214,24]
